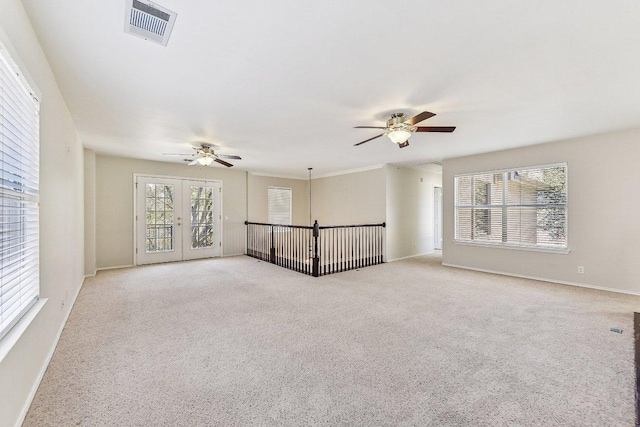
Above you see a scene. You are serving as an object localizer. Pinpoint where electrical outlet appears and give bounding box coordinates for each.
[577,266,585,274]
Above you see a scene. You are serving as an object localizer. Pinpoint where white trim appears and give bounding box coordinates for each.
[313,164,384,180]
[454,162,569,251]
[134,173,223,182]
[249,164,385,180]
[0,300,46,365]
[13,277,84,427]
[0,34,41,101]
[453,162,568,178]
[96,264,135,272]
[133,174,137,265]
[387,251,434,263]
[219,183,224,257]
[249,171,306,180]
[133,174,224,265]
[452,240,571,254]
[441,263,640,297]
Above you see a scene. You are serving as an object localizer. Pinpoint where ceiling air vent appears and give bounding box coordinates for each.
[124,0,177,46]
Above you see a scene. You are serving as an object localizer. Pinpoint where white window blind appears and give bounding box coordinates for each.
[268,186,291,225]
[455,164,567,250]
[0,46,40,341]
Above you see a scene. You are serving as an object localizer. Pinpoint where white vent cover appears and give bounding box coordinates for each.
[124,0,177,46]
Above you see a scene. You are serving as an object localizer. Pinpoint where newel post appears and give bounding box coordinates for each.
[312,220,320,277]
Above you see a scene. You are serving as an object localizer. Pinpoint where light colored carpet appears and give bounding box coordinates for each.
[24,254,640,426]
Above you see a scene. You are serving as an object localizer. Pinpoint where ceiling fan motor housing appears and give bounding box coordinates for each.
[387,112,416,132]
[387,113,406,128]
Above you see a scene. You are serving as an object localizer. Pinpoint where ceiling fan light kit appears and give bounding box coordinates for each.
[354,111,456,148]
[196,156,214,166]
[387,129,412,145]
[162,144,242,167]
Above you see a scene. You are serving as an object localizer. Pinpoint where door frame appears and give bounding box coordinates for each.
[133,174,224,266]
[434,186,443,250]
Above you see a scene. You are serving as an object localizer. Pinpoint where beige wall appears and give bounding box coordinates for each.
[0,2,85,426]
[312,167,386,225]
[247,174,310,225]
[386,165,442,261]
[95,155,247,269]
[443,127,640,294]
[84,149,96,275]
[310,165,440,261]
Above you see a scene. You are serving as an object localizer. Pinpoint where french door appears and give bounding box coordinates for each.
[135,176,222,265]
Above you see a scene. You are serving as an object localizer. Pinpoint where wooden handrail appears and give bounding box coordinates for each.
[244,220,385,229]
[245,220,385,277]
[244,221,313,230]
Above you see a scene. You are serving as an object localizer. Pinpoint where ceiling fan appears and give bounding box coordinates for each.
[354,111,455,148]
[162,144,242,167]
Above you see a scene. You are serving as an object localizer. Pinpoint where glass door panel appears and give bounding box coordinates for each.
[136,177,222,264]
[182,180,221,260]
[145,183,176,253]
[136,177,183,265]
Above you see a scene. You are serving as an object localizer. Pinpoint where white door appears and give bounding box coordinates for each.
[182,180,222,261]
[136,176,222,265]
[434,186,443,250]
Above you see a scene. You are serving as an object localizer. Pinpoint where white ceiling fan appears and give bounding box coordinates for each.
[162,144,242,167]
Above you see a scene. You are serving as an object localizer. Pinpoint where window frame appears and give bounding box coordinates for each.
[454,163,569,253]
[267,186,292,226]
[0,40,41,344]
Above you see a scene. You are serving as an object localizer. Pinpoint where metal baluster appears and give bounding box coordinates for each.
[375,226,378,264]
[357,227,361,268]
[368,226,371,266]
[350,227,354,271]
[288,227,292,271]
[340,228,344,272]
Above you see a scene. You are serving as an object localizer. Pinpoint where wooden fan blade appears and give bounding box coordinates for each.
[214,158,233,167]
[414,126,456,132]
[354,126,387,129]
[354,133,385,146]
[187,159,199,166]
[398,141,410,149]
[404,111,436,126]
[216,154,242,160]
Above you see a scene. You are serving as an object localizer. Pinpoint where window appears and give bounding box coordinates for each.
[455,164,567,250]
[0,46,40,340]
[268,186,291,225]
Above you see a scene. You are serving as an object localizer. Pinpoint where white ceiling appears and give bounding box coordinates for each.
[23,0,640,178]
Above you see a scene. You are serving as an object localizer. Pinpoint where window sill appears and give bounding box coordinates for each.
[453,240,571,254]
[0,298,47,364]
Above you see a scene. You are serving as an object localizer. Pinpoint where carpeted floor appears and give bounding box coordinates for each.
[23,254,640,426]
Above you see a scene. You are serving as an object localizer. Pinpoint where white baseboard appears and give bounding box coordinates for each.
[13,277,85,427]
[441,262,640,297]
[96,264,134,272]
[387,251,435,263]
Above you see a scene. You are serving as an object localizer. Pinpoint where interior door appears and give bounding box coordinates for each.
[136,176,222,265]
[434,186,443,250]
